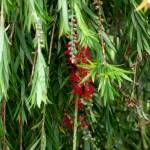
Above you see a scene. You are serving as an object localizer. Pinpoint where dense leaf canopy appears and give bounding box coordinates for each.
[0,0,150,150]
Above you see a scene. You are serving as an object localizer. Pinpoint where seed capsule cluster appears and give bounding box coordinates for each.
[35,17,44,49]
[69,16,78,63]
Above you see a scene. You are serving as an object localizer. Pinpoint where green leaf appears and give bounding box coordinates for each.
[0,20,10,100]
[28,51,49,108]
[58,0,70,37]
[29,139,40,150]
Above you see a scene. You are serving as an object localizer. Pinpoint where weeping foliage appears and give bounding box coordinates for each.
[0,0,150,150]
[0,2,10,101]
[28,51,48,108]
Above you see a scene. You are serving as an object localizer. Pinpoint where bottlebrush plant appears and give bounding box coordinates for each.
[0,0,150,150]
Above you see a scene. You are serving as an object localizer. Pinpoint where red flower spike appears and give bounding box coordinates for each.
[88,85,95,94]
[68,65,78,73]
[76,52,83,59]
[78,115,89,129]
[78,115,86,122]
[70,72,80,83]
[65,49,71,56]
[66,58,72,64]
[88,77,93,83]
[73,84,83,95]
[64,39,94,129]
[81,47,91,58]
[81,123,89,129]
[79,68,89,77]
[63,114,73,129]
[64,43,71,48]
[81,58,88,64]
[70,55,77,64]
[76,99,84,111]
[82,82,95,99]
[82,92,92,99]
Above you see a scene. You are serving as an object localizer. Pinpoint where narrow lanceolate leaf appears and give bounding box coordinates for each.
[74,3,98,45]
[58,0,70,37]
[0,7,10,101]
[28,51,48,108]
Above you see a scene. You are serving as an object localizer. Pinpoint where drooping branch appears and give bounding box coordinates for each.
[93,0,106,64]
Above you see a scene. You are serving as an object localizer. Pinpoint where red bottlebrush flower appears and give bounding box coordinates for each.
[81,47,91,58]
[66,58,72,64]
[64,43,71,48]
[70,55,77,64]
[76,52,83,59]
[89,85,95,93]
[88,77,93,83]
[74,47,91,65]
[81,57,87,64]
[78,115,86,122]
[65,49,71,56]
[82,92,91,99]
[63,114,73,129]
[76,99,84,111]
[78,115,89,129]
[82,83,95,99]
[73,84,83,95]
[68,65,78,73]
[70,72,80,83]
[79,68,88,77]
[81,122,89,129]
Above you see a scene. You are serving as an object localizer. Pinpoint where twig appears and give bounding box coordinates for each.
[48,16,57,65]
[131,55,141,98]
[131,55,150,149]
[9,23,15,46]
[28,52,37,86]
[114,83,130,99]
[138,120,150,128]
[18,113,23,150]
[40,106,46,150]
[94,0,106,64]
[72,96,78,150]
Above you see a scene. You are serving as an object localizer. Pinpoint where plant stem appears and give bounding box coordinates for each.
[94,0,106,64]
[28,51,37,86]
[131,55,140,98]
[19,113,23,150]
[1,98,6,150]
[73,96,78,150]
[40,106,46,150]
[48,15,57,65]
